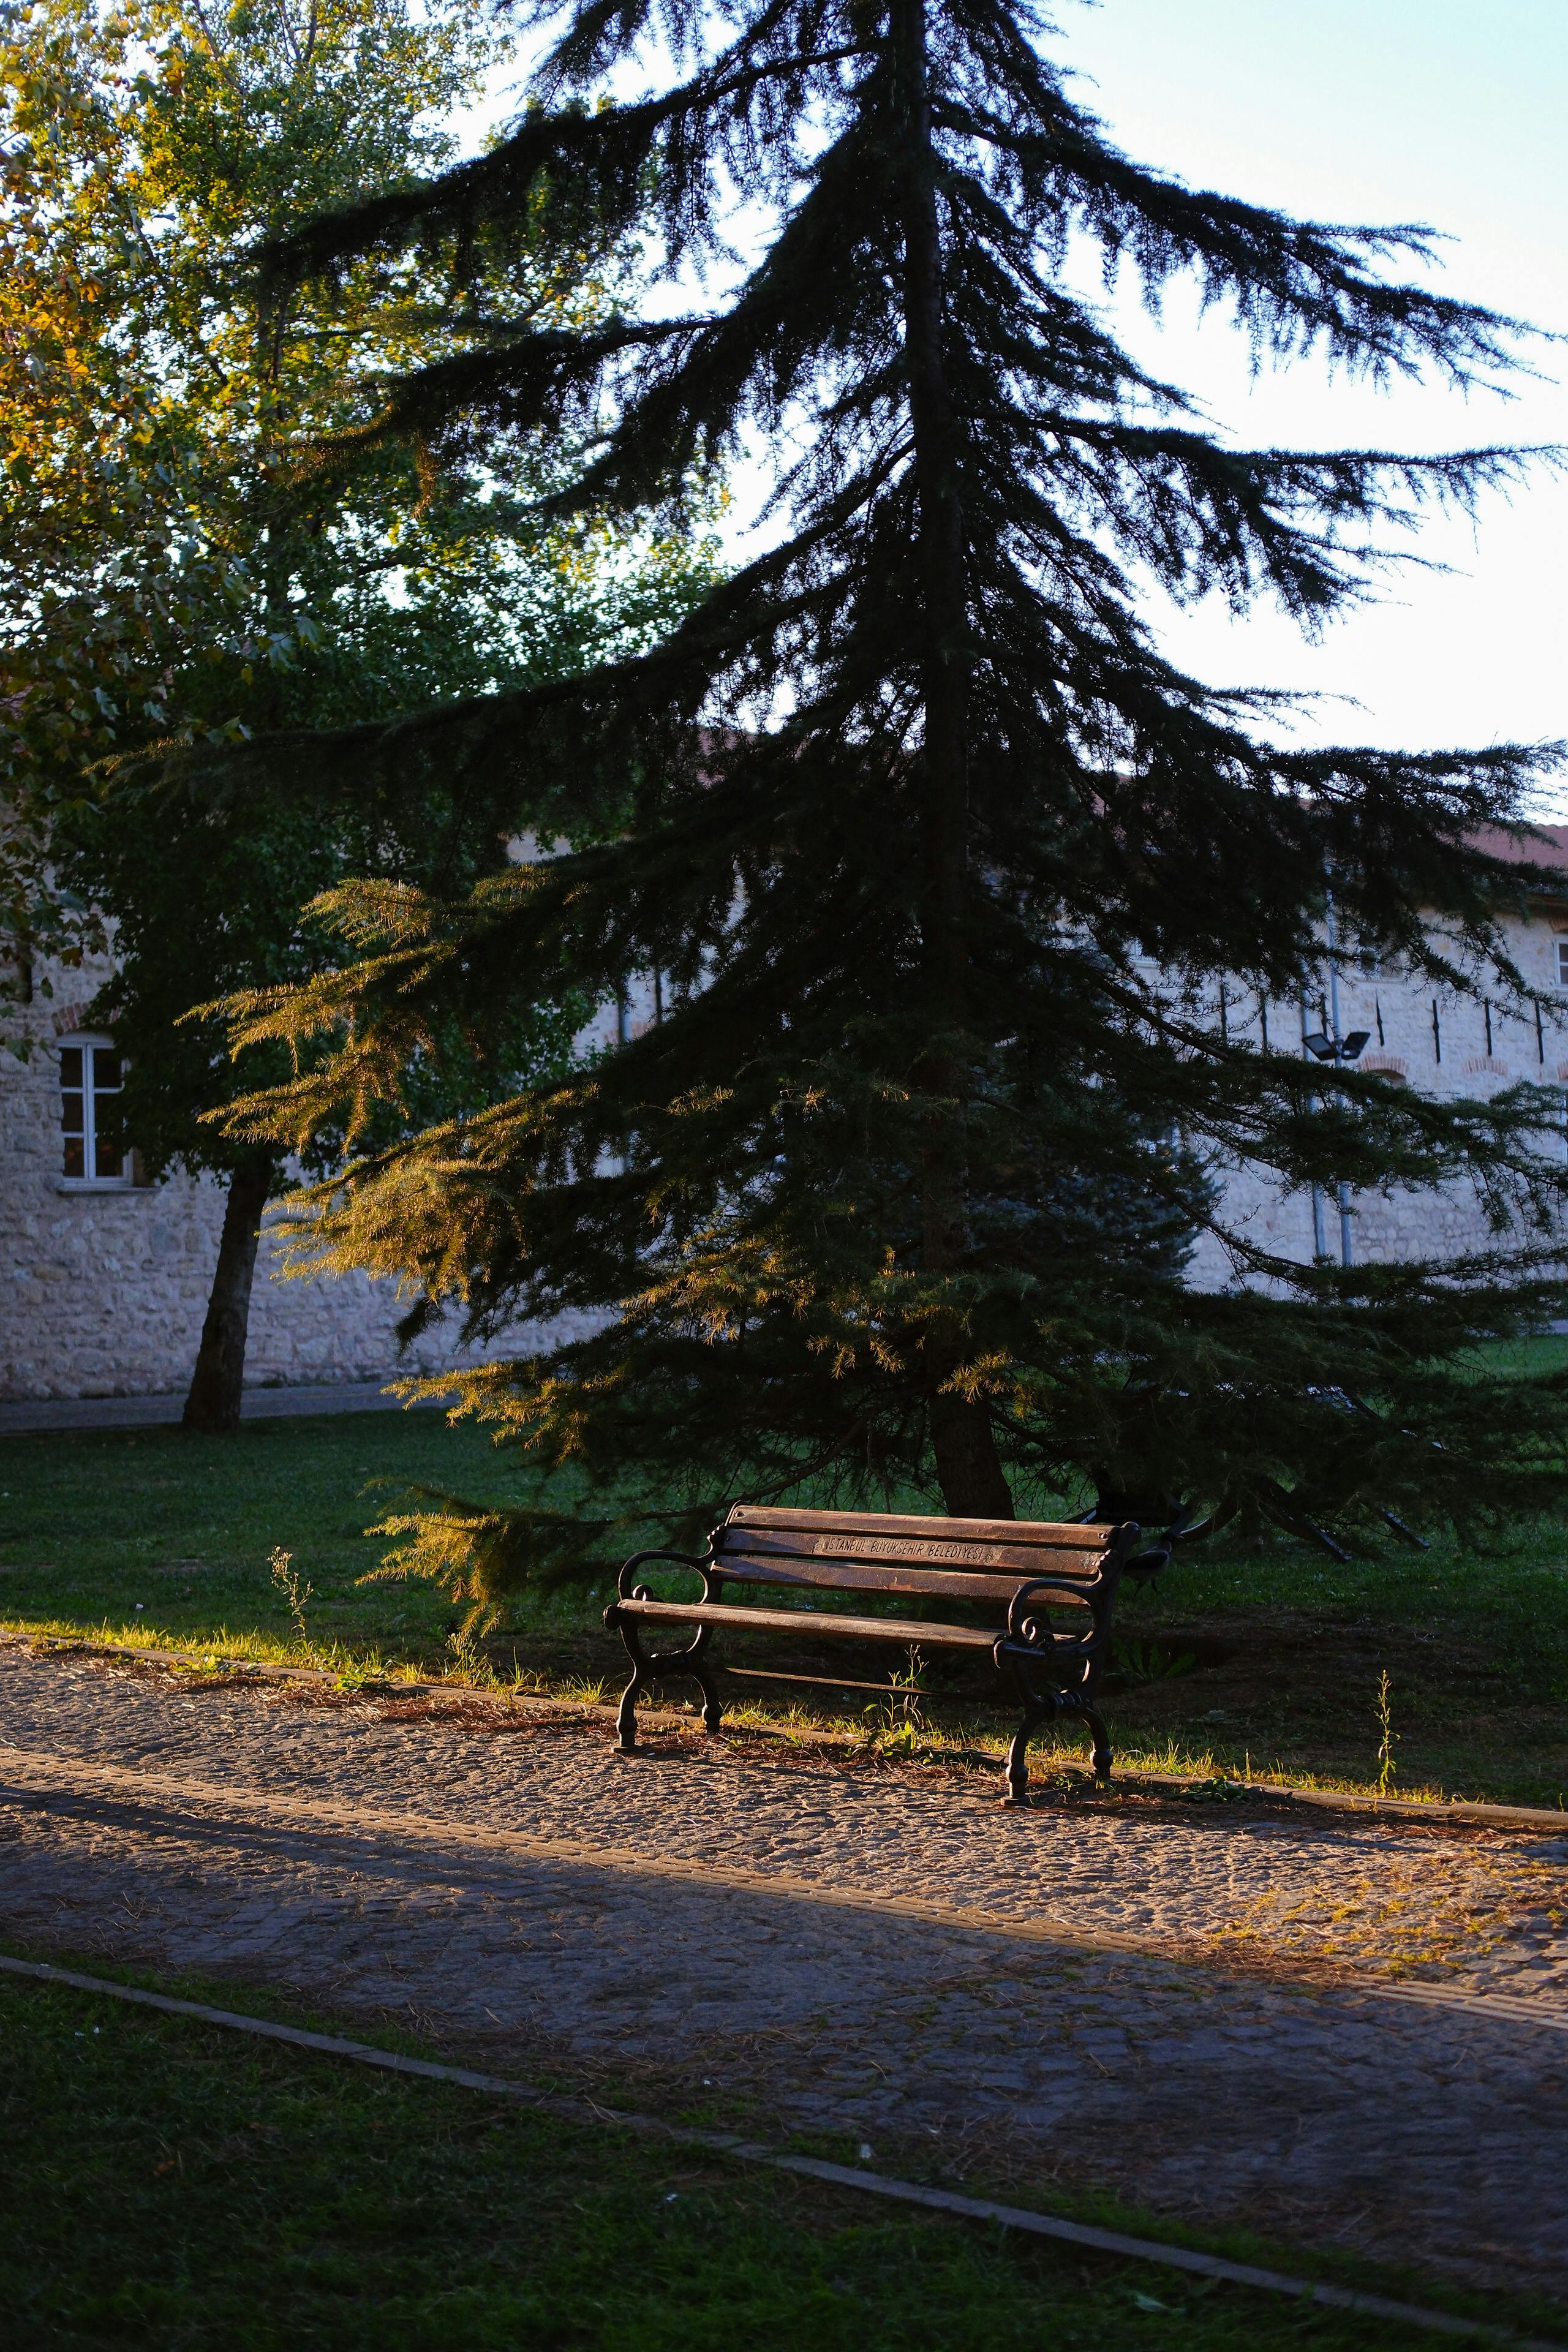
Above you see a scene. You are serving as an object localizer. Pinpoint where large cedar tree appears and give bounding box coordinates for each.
[223,0,1568,1585]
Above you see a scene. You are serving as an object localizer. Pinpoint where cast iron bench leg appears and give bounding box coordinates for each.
[1082,1701,1112,1782]
[613,1615,723,1753]
[1002,1669,1114,1804]
[615,1647,642,1752]
[1003,1713,1041,1805]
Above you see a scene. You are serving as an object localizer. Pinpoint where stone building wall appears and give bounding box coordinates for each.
[7,892,1568,1401]
[1185,901,1568,1285]
[1,956,628,1403]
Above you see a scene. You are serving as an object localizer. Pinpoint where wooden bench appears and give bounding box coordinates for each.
[603,1505,1150,1803]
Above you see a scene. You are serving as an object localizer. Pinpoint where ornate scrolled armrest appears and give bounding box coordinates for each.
[605,1549,716,1627]
[1004,1575,1105,1651]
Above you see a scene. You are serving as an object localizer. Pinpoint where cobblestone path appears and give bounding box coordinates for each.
[2,1643,1566,2301]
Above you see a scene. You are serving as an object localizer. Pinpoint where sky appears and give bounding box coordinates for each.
[1042,0,1568,772]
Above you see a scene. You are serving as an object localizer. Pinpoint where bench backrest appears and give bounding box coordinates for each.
[712,1504,1132,1610]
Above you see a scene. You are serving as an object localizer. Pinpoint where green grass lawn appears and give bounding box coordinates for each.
[2,1404,1567,1806]
[0,1964,1536,2351]
[0,1408,519,1671]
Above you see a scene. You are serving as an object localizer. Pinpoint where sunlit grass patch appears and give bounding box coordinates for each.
[3,1409,1567,1807]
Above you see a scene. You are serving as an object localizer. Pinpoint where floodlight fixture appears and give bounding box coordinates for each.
[1303,1029,1370,1064]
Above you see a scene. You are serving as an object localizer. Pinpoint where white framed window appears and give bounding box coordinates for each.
[59,1036,133,1186]
[1556,939,1568,990]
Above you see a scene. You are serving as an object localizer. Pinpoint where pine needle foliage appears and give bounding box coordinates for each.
[219,0,1568,1595]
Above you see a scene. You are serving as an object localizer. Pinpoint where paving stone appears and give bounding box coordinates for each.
[1,1643,1566,2301]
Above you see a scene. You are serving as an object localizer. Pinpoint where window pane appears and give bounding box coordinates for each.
[62,1136,85,1178]
[1558,941,1568,986]
[61,1090,84,1136]
[59,1046,83,1088]
[92,1049,123,1091]
[94,1135,123,1179]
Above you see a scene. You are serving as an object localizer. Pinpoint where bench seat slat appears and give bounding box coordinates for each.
[616,1596,1002,1649]
[712,1555,1093,1605]
[721,1529,1104,1579]
[728,1504,1115,1548]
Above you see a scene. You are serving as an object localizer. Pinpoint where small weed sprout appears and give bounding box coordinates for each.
[267,1548,313,1646]
[445,1628,496,1687]
[865,1646,927,1751]
[557,1674,609,1706]
[1376,1670,1398,1798]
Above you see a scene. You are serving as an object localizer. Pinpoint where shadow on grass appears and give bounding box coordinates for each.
[2,1948,1561,2352]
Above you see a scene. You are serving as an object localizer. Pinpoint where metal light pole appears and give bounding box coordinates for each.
[1325,893,1354,1268]
[1300,984,1329,1261]
[1303,889,1371,1268]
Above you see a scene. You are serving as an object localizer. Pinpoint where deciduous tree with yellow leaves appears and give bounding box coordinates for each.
[1,0,717,1427]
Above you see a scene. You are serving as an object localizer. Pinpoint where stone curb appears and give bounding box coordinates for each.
[0,1953,1560,2351]
[0,1381,439,1437]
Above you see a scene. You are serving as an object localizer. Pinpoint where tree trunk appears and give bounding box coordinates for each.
[929,1388,1015,1519]
[182,1153,275,1436]
[895,0,1013,1521]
